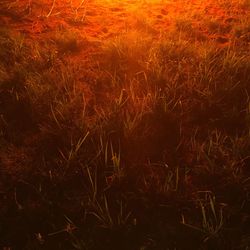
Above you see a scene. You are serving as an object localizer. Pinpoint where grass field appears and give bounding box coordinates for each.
[0,0,250,249]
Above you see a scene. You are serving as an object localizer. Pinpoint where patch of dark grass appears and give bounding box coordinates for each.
[54,31,82,54]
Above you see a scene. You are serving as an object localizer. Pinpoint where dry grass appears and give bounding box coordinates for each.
[0,0,250,249]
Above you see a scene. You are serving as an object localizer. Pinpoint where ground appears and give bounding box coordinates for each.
[0,0,250,249]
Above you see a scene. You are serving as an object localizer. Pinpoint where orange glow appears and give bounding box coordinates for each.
[1,0,249,248]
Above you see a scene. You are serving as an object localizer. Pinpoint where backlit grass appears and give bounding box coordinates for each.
[0,0,250,249]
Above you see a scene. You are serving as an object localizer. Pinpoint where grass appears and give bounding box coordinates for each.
[0,0,250,249]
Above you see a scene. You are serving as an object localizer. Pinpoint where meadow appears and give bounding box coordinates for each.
[0,0,250,249]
